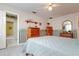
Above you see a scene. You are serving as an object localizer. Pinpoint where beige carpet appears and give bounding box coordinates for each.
[0,45,25,56]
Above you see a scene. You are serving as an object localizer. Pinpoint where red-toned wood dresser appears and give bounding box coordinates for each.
[60,32,73,38]
[46,26,53,36]
[27,27,40,38]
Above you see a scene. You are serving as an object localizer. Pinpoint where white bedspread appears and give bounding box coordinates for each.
[23,36,79,56]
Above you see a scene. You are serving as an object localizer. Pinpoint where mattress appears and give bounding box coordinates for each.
[23,36,79,56]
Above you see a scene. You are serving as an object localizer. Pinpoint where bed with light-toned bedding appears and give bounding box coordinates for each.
[23,36,79,56]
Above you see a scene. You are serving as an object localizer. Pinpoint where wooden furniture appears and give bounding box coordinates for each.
[46,26,53,36]
[27,27,40,38]
[60,32,73,38]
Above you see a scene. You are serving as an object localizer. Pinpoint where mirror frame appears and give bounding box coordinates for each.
[62,20,73,32]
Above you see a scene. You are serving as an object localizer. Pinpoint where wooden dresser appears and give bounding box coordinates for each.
[27,27,40,38]
[46,26,53,36]
[60,32,73,38]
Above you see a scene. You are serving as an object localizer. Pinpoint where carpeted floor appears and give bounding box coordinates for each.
[0,45,25,56]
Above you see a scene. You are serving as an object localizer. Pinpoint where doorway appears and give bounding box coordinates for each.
[6,13,17,47]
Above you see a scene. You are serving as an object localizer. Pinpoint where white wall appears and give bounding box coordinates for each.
[0,10,6,49]
[19,12,46,30]
[47,12,79,39]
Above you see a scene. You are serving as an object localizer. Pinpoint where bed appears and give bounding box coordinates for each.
[23,36,79,56]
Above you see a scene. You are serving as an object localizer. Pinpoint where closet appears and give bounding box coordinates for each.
[0,10,18,49]
[6,13,18,47]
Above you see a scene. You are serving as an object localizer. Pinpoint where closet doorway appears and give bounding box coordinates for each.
[6,13,18,47]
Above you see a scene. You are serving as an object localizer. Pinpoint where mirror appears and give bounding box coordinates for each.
[62,20,72,32]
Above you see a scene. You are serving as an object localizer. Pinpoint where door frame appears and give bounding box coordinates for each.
[6,11,19,47]
[77,16,79,40]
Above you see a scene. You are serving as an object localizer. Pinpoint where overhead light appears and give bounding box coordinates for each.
[47,3,59,11]
[48,3,53,11]
[48,6,52,11]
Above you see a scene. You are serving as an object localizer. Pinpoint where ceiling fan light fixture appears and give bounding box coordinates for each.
[47,3,59,11]
[48,3,53,11]
[48,6,52,11]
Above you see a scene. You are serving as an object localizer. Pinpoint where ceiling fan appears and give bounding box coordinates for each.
[47,3,59,11]
[32,3,59,19]
[45,3,59,19]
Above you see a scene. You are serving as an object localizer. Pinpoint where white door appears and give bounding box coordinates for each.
[0,11,6,49]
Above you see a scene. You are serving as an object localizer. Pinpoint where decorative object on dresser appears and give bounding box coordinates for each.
[60,31,73,38]
[27,27,40,38]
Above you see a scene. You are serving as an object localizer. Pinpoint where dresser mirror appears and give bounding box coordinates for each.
[62,20,72,32]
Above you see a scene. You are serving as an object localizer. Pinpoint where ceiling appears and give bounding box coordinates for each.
[3,3,79,19]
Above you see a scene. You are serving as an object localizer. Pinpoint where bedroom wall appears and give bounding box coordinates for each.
[0,10,6,49]
[47,12,79,39]
[0,4,46,44]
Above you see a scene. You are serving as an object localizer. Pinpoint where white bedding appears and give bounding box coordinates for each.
[23,36,79,56]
